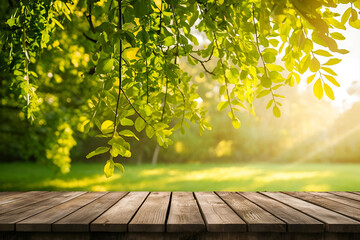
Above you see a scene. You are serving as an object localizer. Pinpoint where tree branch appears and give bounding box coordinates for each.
[82,32,97,43]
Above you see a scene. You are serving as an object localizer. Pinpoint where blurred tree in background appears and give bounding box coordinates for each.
[1,0,360,176]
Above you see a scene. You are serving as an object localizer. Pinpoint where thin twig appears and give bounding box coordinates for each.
[86,2,96,33]
[82,32,97,43]
[189,54,215,76]
[113,0,123,132]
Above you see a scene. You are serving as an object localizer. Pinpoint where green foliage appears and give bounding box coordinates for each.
[1,0,360,175]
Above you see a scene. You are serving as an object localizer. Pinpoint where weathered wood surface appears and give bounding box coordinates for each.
[0,191,360,239]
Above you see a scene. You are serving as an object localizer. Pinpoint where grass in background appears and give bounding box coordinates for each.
[0,162,359,191]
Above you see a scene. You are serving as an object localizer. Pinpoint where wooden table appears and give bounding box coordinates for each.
[0,191,359,239]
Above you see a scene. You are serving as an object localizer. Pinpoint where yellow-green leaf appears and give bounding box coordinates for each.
[232,118,241,129]
[101,120,114,134]
[330,32,345,40]
[273,105,281,118]
[217,101,229,111]
[104,160,114,178]
[114,163,125,174]
[321,67,337,76]
[341,7,352,24]
[119,129,139,140]
[313,50,332,57]
[313,79,323,100]
[324,74,340,87]
[120,118,134,126]
[324,83,335,100]
[307,74,316,84]
[86,146,110,159]
[324,58,341,66]
[309,57,320,72]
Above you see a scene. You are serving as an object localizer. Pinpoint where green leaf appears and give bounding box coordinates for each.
[120,118,134,126]
[6,18,16,27]
[119,129,139,140]
[309,57,320,72]
[96,58,115,74]
[217,101,229,111]
[135,117,145,132]
[104,160,114,178]
[266,64,284,72]
[324,58,341,66]
[266,99,274,109]
[164,36,175,46]
[313,50,332,57]
[114,163,125,174]
[256,90,270,98]
[324,74,340,87]
[146,125,155,138]
[52,18,64,30]
[86,146,110,159]
[324,83,335,100]
[273,105,281,118]
[101,120,114,134]
[313,79,323,100]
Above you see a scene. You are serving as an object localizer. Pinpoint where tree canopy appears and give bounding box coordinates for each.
[1,0,360,177]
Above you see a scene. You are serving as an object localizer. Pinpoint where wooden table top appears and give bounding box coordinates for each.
[0,191,359,234]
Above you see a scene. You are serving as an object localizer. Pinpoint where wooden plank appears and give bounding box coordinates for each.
[195,192,246,232]
[0,191,47,207]
[0,191,63,215]
[0,192,83,231]
[310,192,360,209]
[330,192,360,202]
[167,192,205,232]
[240,192,323,232]
[0,192,21,199]
[16,192,105,232]
[128,192,171,232]
[217,192,285,232]
[286,192,360,222]
[263,192,360,232]
[53,192,126,232]
[91,192,148,232]
[352,192,360,196]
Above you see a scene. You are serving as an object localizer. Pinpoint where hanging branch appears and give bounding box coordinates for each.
[86,1,96,33]
[82,32,97,43]
[22,8,30,108]
[157,0,163,35]
[214,34,235,118]
[171,0,185,124]
[252,4,277,104]
[113,0,123,133]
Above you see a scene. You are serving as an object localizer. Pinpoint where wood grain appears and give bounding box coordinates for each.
[53,192,126,232]
[263,192,360,232]
[195,192,246,232]
[217,192,285,232]
[128,192,171,232]
[0,191,50,213]
[241,192,323,232]
[167,192,205,232]
[330,192,360,202]
[16,192,104,232]
[286,192,360,221]
[91,192,148,232]
[0,192,83,231]
[310,192,360,209]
